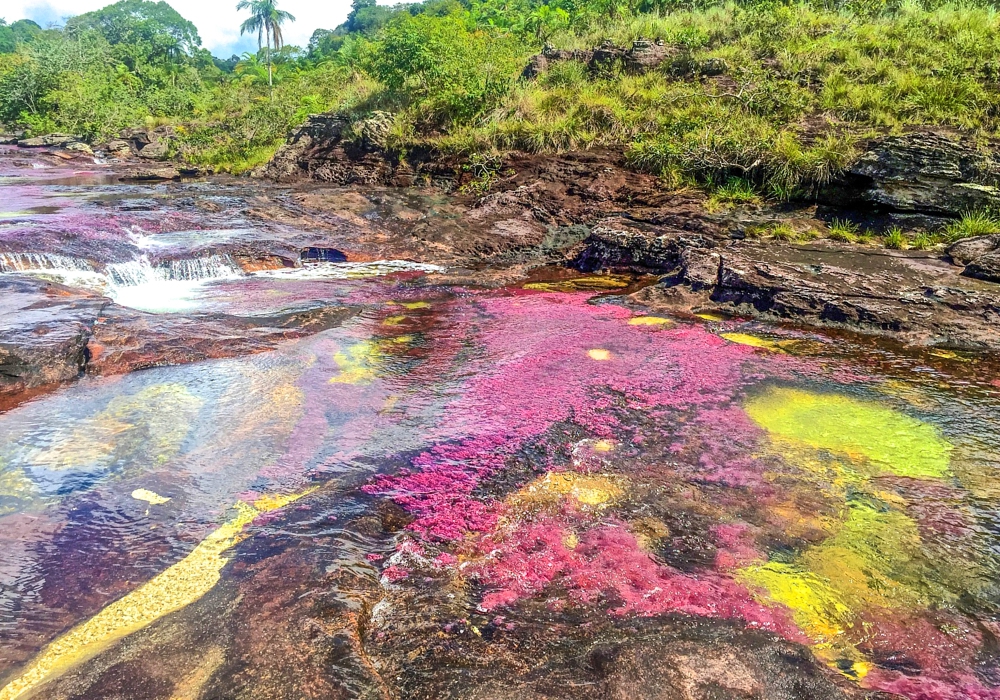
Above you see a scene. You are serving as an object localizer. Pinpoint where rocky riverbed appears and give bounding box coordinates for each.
[2,142,1000,700]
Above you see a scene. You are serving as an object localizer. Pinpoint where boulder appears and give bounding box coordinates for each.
[589,40,625,74]
[64,142,94,155]
[17,133,83,148]
[138,140,169,160]
[121,166,182,181]
[623,39,676,75]
[0,134,19,145]
[947,234,1000,266]
[821,131,1000,216]
[964,251,1000,283]
[356,111,394,151]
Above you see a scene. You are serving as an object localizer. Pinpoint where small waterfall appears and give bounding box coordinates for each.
[0,252,95,274]
[104,255,245,288]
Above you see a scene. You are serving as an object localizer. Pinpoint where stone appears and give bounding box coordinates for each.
[17,133,82,148]
[64,142,94,155]
[699,57,728,76]
[0,134,19,145]
[356,111,394,151]
[947,234,1000,266]
[623,39,677,75]
[821,131,1000,216]
[138,141,169,160]
[121,166,182,181]
[590,41,626,74]
[963,250,1000,283]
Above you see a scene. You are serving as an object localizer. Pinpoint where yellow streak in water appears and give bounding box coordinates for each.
[0,490,314,700]
[628,316,674,327]
[131,489,171,505]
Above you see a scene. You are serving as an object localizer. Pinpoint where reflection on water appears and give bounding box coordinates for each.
[1,158,999,700]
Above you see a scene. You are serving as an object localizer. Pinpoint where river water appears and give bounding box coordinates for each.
[1,149,999,700]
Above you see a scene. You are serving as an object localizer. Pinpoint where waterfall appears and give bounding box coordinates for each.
[0,252,95,274]
[104,255,245,288]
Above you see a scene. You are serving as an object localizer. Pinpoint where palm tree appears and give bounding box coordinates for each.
[236,0,295,88]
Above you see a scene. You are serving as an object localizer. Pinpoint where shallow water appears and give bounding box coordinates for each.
[1,150,1000,700]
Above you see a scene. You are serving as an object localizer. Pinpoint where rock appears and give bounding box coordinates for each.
[0,277,104,396]
[521,53,549,80]
[252,113,351,181]
[821,131,1000,216]
[17,133,83,148]
[356,111,394,151]
[699,57,728,76]
[0,134,19,145]
[579,224,1000,348]
[138,141,169,160]
[964,250,1000,283]
[64,142,94,155]
[120,166,182,181]
[623,39,676,75]
[589,40,626,74]
[947,234,1000,265]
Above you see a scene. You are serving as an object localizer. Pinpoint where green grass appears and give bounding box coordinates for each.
[828,219,860,242]
[883,226,907,249]
[945,210,1000,242]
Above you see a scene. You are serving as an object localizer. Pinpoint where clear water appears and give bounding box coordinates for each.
[1,149,999,700]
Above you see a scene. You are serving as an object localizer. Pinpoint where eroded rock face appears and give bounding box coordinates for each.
[17,133,82,148]
[0,277,104,395]
[822,132,1000,216]
[579,224,1000,349]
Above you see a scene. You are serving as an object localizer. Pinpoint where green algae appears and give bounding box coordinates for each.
[745,387,951,479]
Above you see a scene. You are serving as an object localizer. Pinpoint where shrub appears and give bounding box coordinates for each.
[945,210,1000,242]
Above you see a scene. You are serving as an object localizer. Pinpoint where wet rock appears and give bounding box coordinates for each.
[17,133,83,148]
[0,134,21,145]
[252,113,352,181]
[0,277,104,396]
[120,166,182,181]
[580,225,1000,349]
[87,305,356,376]
[821,131,1000,216]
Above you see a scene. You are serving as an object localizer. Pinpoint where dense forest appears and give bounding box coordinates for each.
[3,0,1000,198]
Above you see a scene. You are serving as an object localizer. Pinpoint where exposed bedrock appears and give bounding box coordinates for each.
[819,131,1000,218]
[578,224,1000,350]
[0,275,357,403]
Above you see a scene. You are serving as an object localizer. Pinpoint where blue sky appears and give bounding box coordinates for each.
[3,0,358,57]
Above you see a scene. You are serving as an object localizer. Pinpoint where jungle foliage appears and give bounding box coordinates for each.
[3,0,1000,181]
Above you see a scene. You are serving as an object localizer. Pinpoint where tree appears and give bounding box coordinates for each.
[66,0,201,68]
[236,0,295,88]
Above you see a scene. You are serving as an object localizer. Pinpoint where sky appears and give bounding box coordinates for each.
[2,0,358,57]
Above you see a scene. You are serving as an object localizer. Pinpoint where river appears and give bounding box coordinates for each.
[1,147,999,700]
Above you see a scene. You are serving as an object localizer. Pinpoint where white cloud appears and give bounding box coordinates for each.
[3,0,356,56]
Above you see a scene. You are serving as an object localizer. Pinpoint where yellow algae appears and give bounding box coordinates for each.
[169,646,225,700]
[563,532,579,550]
[131,489,171,505]
[399,301,431,309]
[746,388,951,479]
[523,276,632,292]
[738,562,854,642]
[721,333,780,349]
[628,316,674,327]
[330,341,382,384]
[593,439,615,453]
[31,384,202,471]
[382,315,407,326]
[929,349,971,362]
[696,312,727,321]
[0,490,312,700]
[508,472,625,512]
[630,516,672,551]
[587,349,612,361]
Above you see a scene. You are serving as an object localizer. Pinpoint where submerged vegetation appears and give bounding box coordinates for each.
[3,0,1000,203]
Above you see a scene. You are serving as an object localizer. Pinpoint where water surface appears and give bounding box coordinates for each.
[1,149,999,700]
